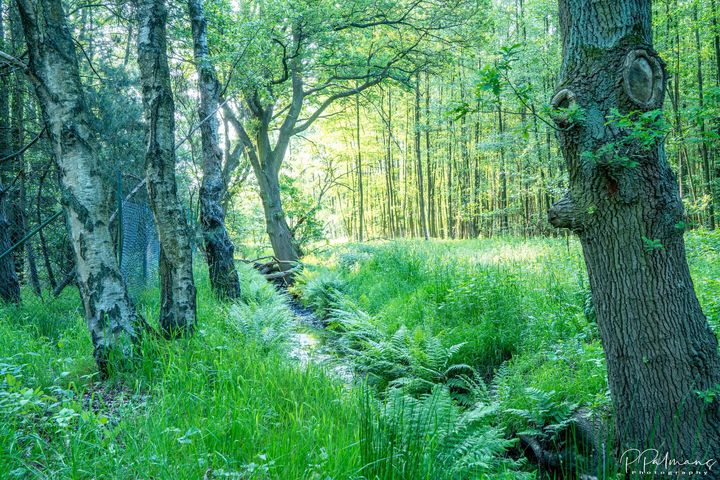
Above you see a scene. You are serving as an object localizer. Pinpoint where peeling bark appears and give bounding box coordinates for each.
[553,0,720,465]
[135,0,197,335]
[188,0,241,299]
[15,0,144,370]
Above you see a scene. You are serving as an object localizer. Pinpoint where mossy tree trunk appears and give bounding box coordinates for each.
[549,0,720,466]
[136,0,197,335]
[187,0,241,299]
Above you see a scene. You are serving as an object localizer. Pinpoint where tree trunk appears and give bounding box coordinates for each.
[0,0,20,304]
[188,0,241,299]
[37,165,57,290]
[0,187,18,303]
[11,72,41,296]
[415,74,429,240]
[16,0,144,371]
[714,0,720,224]
[497,100,508,234]
[136,0,197,335]
[693,5,716,230]
[425,71,435,238]
[549,0,720,467]
[355,93,364,242]
[255,160,301,264]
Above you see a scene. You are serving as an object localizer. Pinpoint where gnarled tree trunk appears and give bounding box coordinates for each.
[15,0,144,371]
[136,0,197,335]
[187,0,241,299]
[549,0,720,468]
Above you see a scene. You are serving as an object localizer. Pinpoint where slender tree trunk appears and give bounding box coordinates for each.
[415,74,429,240]
[0,0,20,303]
[425,72,435,237]
[136,0,196,335]
[188,0,241,299]
[355,94,364,242]
[16,0,145,371]
[255,157,301,263]
[549,0,720,465]
[668,4,688,202]
[0,186,18,302]
[384,91,396,238]
[10,70,41,296]
[693,5,716,230]
[447,118,455,239]
[19,173,41,296]
[37,165,57,290]
[714,0,720,86]
[497,100,508,233]
[712,0,720,227]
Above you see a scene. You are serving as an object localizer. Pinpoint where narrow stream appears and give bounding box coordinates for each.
[285,298,354,383]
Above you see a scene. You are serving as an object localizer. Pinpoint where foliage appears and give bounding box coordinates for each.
[360,386,528,480]
[281,175,326,251]
[292,267,348,319]
[0,269,362,479]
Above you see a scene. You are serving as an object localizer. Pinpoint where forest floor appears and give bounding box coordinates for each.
[0,233,718,479]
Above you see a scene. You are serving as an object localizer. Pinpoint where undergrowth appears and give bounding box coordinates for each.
[294,232,720,478]
[2,233,717,479]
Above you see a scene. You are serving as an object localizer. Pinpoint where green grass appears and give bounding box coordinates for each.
[2,232,718,479]
[299,237,596,379]
[0,264,362,479]
[295,232,720,477]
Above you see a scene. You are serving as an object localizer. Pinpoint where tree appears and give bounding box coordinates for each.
[218,0,467,265]
[188,0,241,299]
[135,0,197,335]
[415,73,430,240]
[0,0,20,304]
[548,0,720,464]
[13,0,144,371]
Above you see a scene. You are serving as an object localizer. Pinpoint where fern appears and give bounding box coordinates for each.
[292,268,347,319]
[361,385,525,479]
[227,301,294,353]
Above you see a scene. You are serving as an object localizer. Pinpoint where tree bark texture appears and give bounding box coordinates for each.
[188,0,241,299]
[15,0,144,370]
[136,0,197,335]
[550,0,720,466]
[0,0,20,304]
[255,161,301,264]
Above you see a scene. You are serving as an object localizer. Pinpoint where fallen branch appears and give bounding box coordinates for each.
[263,265,301,280]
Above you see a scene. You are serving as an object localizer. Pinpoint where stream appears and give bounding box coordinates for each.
[285,298,354,383]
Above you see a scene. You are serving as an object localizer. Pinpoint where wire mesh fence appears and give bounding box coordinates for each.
[118,200,160,300]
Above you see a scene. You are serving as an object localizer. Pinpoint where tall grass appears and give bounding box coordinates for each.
[2,233,717,479]
[295,233,720,478]
[0,264,363,479]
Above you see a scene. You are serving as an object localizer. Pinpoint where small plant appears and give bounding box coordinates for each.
[695,383,720,405]
[642,236,664,252]
[361,385,525,480]
[607,108,669,151]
